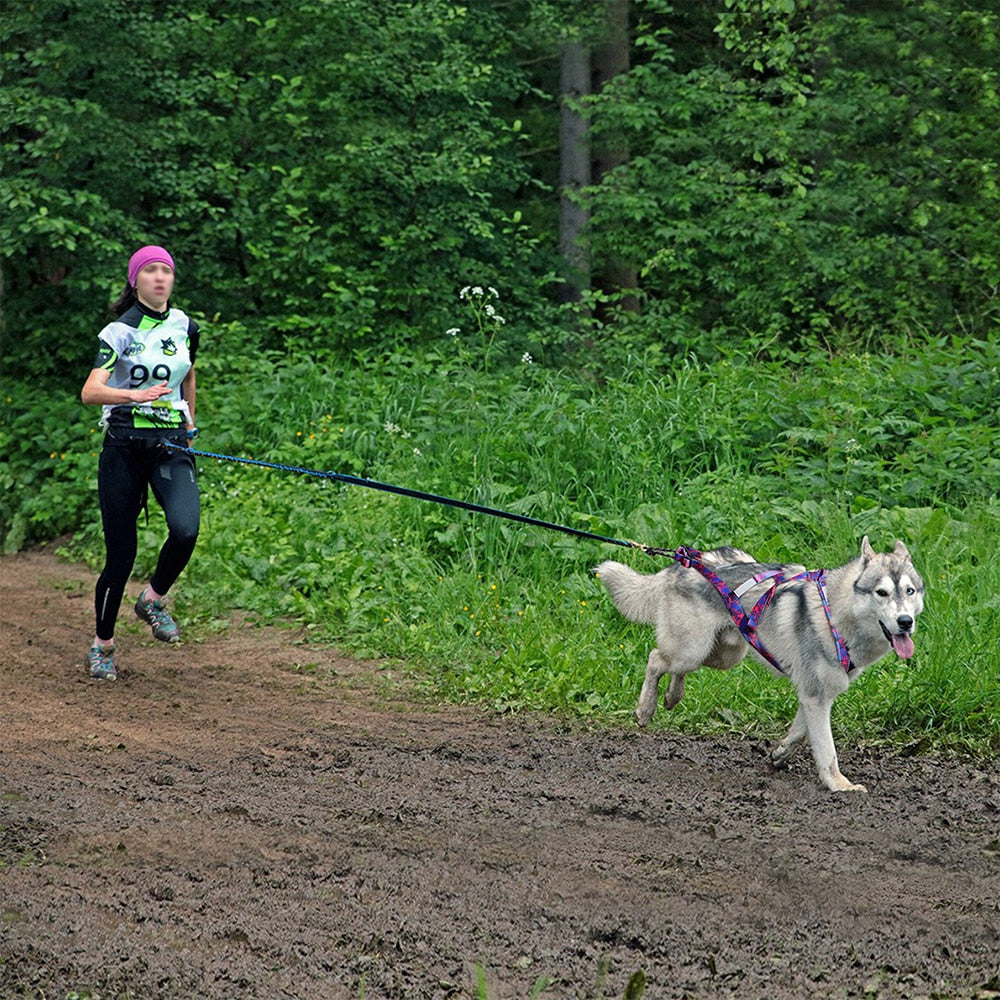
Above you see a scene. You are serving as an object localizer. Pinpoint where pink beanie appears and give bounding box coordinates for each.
[127,245,175,287]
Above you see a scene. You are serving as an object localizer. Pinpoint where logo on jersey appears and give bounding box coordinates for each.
[161,337,178,357]
[123,342,145,357]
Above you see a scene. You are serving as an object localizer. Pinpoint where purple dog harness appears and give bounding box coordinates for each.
[672,545,854,675]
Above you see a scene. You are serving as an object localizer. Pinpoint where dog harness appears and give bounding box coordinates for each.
[672,545,854,675]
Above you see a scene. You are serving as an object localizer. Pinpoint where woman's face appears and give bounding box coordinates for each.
[134,262,175,311]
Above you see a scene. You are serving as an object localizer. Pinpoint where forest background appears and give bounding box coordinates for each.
[2,0,998,751]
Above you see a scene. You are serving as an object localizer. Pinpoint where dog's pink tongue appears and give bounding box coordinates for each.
[893,634,915,659]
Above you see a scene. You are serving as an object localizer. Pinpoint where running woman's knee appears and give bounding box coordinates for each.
[169,518,200,548]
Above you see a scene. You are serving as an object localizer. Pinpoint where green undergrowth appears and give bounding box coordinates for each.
[3,332,998,756]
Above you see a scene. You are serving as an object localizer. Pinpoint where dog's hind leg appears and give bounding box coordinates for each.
[636,647,696,725]
[771,707,808,766]
[799,696,867,793]
[636,648,678,726]
[663,671,686,710]
[636,648,665,725]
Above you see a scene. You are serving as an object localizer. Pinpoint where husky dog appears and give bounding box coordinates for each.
[595,537,924,792]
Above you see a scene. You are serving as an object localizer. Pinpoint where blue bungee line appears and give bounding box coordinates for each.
[163,441,674,558]
[163,441,852,675]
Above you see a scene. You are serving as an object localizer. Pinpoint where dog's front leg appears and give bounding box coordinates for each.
[772,706,807,766]
[800,696,867,793]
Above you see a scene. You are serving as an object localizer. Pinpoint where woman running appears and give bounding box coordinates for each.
[80,245,201,680]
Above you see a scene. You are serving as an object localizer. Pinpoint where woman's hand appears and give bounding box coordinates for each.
[83,368,173,407]
[132,381,172,403]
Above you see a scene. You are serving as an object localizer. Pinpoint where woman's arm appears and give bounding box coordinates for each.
[81,367,171,406]
[181,367,196,430]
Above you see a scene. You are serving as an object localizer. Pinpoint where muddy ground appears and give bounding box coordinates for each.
[1,548,998,1000]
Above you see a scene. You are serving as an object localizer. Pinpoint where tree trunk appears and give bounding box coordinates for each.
[559,40,591,304]
[593,0,639,313]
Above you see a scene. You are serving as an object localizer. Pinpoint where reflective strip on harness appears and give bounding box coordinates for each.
[733,570,781,599]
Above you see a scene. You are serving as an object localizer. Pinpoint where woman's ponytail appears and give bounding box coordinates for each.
[109,283,137,317]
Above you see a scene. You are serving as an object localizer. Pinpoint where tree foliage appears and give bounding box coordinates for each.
[585,0,1000,351]
[2,0,999,377]
[1,0,561,373]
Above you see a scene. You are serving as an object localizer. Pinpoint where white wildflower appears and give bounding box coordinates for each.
[446,327,460,337]
[384,421,401,435]
[459,286,471,299]
[521,352,533,364]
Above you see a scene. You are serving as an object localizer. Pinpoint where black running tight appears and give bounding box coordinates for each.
[94,431,200,641]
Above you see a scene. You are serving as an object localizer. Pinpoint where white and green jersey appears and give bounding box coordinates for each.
[93,302,200,430]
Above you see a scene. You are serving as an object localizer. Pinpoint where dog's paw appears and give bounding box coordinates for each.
[634,699,657,727]
[829,778,868,793]
[818,765,869,792]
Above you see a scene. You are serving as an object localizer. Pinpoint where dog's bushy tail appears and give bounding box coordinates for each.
[594,561,662,626]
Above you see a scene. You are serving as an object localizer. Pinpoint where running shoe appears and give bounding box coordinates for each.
[85,644,117,681]
[134,590,180,642]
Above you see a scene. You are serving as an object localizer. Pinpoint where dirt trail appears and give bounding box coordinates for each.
[1,548,998,999]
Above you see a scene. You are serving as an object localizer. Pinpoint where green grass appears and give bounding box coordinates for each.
[3,332,999,756]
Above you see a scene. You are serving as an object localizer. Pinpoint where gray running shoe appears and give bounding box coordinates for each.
[85,645,117,681]
[134,590,180,642]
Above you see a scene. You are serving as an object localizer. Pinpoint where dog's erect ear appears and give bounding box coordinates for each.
[861,535,876,563]
[893,539,910,558]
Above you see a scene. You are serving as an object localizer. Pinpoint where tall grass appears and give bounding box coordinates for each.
[4,331,998,754]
